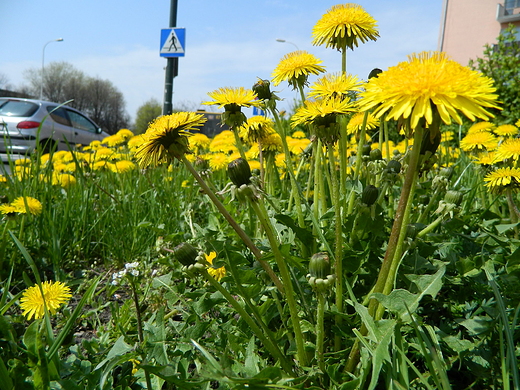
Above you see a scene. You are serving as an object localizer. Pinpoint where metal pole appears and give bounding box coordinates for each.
[163,0,178,115]
[40,38,64,100]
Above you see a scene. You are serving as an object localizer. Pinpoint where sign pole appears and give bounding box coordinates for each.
[163,0,178,115]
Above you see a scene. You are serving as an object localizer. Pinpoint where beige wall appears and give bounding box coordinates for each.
[439,0,502,65]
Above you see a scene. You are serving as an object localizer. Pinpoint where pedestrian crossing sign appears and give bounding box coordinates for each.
[160,28,185,57]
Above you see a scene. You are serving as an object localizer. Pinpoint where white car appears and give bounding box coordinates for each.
[0,97,109,160]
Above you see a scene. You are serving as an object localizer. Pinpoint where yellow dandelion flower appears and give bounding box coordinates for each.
[516,119,520,128]
[494,124,518,137]
[272,51,326,89]
[460,131,498,152]
[63,162,78,173]
[291,97,356,144]
[0,175,7,183]
[292,130,307,139]
[11,197,42,216]
[484,167,520,193]
[102,134,126,147]
[496,138,520,161]
[262,133,283,153]
[92,161,110,171]
[208,153,230,171]
[309,72,362,100]
[110,160,136,173]
[128,135,147,151]
[467,121,495,135]
[0,204,16,215]
[287,137,311,155]
[181,180,190,188]
[358,52,500,129]
[93,147,115,160]
[14,158,31,166]
[189,133,211,150]
[89,140,103,149]
[135,112,206,167]
[239,116,275,145]
[248,160,261,171]
[203,87,261,127]
[117,128,135,140]
[275,153,287,169]
[441,131,455,143]
[204,87,260,109]
[52,173,77,188]
[312,3,379,51]
[346,111,379,135]
[205,252,226,282]
[20,281,72,320]
[209,130,237,154]
[473,152,498,166]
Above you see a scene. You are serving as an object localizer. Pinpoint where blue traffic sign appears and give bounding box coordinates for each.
[160,28,185,57]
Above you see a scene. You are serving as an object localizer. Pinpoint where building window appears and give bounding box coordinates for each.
[505,0,520,14]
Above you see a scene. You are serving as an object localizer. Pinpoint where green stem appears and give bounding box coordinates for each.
[371,125,423,313]
[328,147,344,351]
[232,126,247,161]
[202,269,295,374]
[130,278,153,390]
[316,292,326,374]
[180,155,284,294]
[345,124,424,373]
[417,213,446,238]
[353,111,369,181]
[249,198,308,366]
[270,109,306,229]
[226,250,286,363]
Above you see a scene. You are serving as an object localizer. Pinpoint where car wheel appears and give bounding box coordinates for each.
[38,139,57,155]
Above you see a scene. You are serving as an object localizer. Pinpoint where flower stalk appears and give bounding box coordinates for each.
[248,196,308,366]
[345,123,424,373]
[180,154,284,293]
[201,268,295,374]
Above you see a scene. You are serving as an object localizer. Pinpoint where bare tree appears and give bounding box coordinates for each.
[0,72,12,90]
[23,61,129,133]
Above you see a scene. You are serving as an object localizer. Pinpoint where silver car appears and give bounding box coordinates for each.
[0,98,109,160]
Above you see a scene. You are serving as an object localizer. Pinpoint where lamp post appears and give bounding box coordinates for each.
[40,38,64,100]
[275,38,299,51]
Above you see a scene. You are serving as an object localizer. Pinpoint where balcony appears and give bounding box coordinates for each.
[497,1,520,23]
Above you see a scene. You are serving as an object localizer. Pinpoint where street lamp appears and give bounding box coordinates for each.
[275,38,299,51]
[40,38,64,99]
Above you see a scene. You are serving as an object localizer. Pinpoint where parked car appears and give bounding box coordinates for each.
[0,98,109,160]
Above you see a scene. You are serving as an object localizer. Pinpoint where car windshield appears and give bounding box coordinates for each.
[0,100,39,117]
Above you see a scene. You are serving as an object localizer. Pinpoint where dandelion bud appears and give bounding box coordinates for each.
[369,148,383,161]
[362,144,371,156]
[439,166,454,179]
[368,68,383,79]
[252,78,273,100]
[309,252,331,279]
[386,159,402,174]
[405,223,420,240]
[444,190,463,206]
[361,184,379,206]
[228,158,252,187]
[173,242,199,266]
[418,194,430,205]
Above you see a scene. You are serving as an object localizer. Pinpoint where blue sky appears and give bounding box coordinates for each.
[0,1,443,123]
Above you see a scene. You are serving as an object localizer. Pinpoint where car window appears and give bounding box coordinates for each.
[47,107,72,126]
[0,101,39,117]
[67,110,98,133]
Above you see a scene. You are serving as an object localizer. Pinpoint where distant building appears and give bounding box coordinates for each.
[196,111,229,137]
[439,0,520,65]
